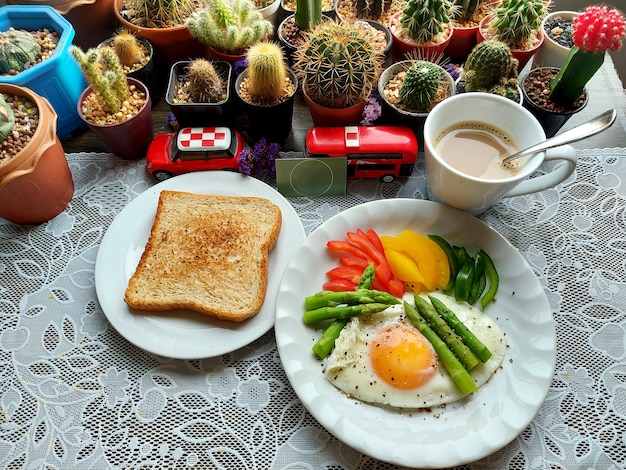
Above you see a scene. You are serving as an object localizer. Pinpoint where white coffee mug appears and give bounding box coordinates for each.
[423,92,577,214]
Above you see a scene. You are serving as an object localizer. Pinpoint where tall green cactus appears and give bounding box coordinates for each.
[245,41,288,102]
[70,46,129,114]
[294,0,323,31]
[453,0,480,23]
[463,40,520,101]
[187,0,274,55]
[354,0,393,20]
[399,60,442,109]
[294,20,384,108]
[0,28,41,74]
[492,0,545,46]
[399,0,455,44]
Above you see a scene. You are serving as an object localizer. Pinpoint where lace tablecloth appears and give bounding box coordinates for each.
[2,148,626,469]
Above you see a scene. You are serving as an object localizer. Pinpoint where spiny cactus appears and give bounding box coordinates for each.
[464,39,519,102]
[123,0,201,28]
[70,46,129,114]
[399,60,442,110]
[492,0,545,46]
[453,0,480,23]
[0,28,42,74]
[0,94,15,142]
[187,0,274,55]
[294,20,384,108]
[186,58,225,103]
[399,0,455,44]
[354,0,393,20]
[245,42,288,101]
[550,6,625,105]
[111,29,143,68]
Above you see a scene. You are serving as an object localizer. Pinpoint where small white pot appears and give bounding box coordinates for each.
[532,11,579,69]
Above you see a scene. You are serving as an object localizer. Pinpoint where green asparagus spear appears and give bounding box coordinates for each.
[414,296,480,371]
[428,295,492,363]
[358,263,375,289]
[404,301,478,395]
[303,302,391,325]
[304,289,400,310]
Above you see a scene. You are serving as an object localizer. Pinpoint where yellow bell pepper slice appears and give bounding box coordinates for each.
[398,230,451,290]
[387,232,438,291]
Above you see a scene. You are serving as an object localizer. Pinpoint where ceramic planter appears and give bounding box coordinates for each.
[388,12,453,63]
[446,24,479,60]
[477,14,544,70]
[521,67,589,138]
[0,5,88,141]
[532,11,579,69]
[0,84,74,224]
[302,82,366,127]
[166,61,232,128]
[77,77,154,160]
[257,0,281,28]
[235,67,298,144]
[378,60,456,147]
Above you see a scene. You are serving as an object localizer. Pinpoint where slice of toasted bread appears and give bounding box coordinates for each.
[124,190,282,322]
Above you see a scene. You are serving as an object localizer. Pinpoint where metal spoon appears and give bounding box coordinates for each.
[501,109,617,164]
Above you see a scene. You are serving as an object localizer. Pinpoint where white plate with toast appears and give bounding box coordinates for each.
[95,171,305,359]
[275,199,556,467]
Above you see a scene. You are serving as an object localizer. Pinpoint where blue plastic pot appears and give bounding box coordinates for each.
[0,5,87,141]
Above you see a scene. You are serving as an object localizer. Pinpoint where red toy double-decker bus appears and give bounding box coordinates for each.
[304,126,418,182]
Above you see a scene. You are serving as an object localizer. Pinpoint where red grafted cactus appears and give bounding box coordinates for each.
[572,5,625,53]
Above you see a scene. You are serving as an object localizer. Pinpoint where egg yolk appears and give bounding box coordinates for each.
[369,323,438,390]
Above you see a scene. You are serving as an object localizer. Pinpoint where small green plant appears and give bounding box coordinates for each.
[0,28,41,74]
[245,41,288,102]
[452,0,480,23]
[70,46,128,114]
[186,58,226,103]
[492,0,545,47]
[123,0,201,28]
[294,20,384,108]
[399,0,456,44]
[187,0,274,55]
[399,60,443,110]
[463,39,520,101]
[111,29,144,68]
[0,95,15,142]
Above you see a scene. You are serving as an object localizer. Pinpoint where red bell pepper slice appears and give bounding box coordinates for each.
[322,278,358,291]
[339,256,370,269]
[327,240,369,259]
[326,266,364,284]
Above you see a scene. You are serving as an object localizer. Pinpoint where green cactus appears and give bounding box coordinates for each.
[294,0,323,31]
[294,20,384,108]
[0,28,42,74]
[399,60,442,109]
[184,58,226,103]
[399,0,455,44]
[453,0,480,23]
[70,46,129,114]
[122,0,201,28]
[0,94,15,142]
[463,40,520,102]
[187,0,274,55]
[492,0,545,46]
[111,29,143,68]
[245,41,288,102]
[354,0,393,20]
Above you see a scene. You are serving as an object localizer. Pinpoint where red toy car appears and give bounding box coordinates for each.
[146,127,246,181]
[304,126,418,182]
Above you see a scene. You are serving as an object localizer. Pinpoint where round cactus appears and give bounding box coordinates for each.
[294,20,383,108]
[399,0,455,44]
[187,59,225,103]
[492,0,545,45]
[246,42,288,102]
[399,60,441,110]
[464,40,518,90]
[572,5,625,53]
[0,28,42,74]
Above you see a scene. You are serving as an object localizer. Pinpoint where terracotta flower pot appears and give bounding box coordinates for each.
[302,84,366,127]
[446,24,479,60]
[477,14,544,70]
[77,78,154,160]
[388,12,453,63]
[0,85,74,224]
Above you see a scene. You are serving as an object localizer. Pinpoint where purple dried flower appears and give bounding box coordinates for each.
[361,92,382,126]
[234,57,248,77]
[239,138,281,180]
[444,63,461,81]
[237,148,254,175]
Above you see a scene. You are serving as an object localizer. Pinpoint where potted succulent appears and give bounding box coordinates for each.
[0,5,88,141]
[477,0,546,69]
[294,19,384,127]
[187,0,274,63]
[166,58,232,127]
[99,29,158,101]
[113,0,205,72]
[235,41,298,143]
[522,5,625,137]
[255,0,283,28]
[388,0,456,62]
[71,45,154,159]
[278,0,326,62]
[458,39,521,103]
[378,59,456,145]
[0,84,74,225]
[447,0,494,59]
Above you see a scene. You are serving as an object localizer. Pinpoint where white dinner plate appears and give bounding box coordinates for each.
[95,171,305,359]
[275,199,556,468]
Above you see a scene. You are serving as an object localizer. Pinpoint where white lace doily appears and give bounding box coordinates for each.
[1,148,625,469]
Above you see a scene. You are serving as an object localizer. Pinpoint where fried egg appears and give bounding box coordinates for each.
[324,292,506,408]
